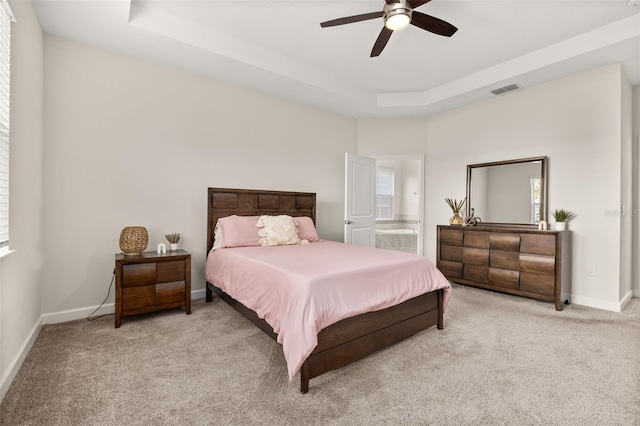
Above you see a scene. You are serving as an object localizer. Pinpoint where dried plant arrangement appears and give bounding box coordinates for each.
[165,233,181,244]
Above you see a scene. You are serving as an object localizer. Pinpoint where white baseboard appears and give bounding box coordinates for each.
[634,288,640,298]
[0,317,43,402]
[42,289,207,325]
[571,292,633,313]
[619,290,634,311]
[191,288,206,300]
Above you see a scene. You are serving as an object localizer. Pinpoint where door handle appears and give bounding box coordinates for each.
[345,220,354,225]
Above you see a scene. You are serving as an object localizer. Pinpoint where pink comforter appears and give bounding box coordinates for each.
[205,241,451,379]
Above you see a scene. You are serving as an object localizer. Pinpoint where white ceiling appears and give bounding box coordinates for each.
[32,0,640,118]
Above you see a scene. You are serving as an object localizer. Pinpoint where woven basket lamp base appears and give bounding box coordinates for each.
[119,226,148,255]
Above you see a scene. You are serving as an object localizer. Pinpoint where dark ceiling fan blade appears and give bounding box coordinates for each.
[320,11,383,28]
[411,11,457,37]
[371,27,393,57]
[408,0,432,8]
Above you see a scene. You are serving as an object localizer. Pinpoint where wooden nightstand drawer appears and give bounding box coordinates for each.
[156,281,185,305]
[123,285,155,309]
[123,263,156,287]
[157,261,185,283]
[115,250,191,327]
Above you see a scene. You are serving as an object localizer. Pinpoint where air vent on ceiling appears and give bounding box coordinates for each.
[490,83,521,96]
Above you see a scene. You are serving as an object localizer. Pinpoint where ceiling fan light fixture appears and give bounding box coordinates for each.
[384,8,411,31]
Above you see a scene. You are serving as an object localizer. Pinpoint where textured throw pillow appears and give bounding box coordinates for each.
[256,215,307,247]
[212,222,223,249]
[295,217,320,242]
[217,215,261,248]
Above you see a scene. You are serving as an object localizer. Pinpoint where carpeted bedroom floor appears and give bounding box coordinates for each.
[1,284,639,425]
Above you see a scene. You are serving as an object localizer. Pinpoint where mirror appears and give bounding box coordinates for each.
[466,156,547,227]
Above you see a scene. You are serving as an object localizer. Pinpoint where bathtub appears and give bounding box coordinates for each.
[375,228,418,253]
[375,228,417,235]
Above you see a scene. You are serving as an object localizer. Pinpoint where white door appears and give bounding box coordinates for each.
[345,153,376,246]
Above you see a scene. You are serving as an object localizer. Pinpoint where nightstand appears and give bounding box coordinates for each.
[115,250,191,328]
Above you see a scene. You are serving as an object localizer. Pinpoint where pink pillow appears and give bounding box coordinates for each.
[295,217,320,242]
[218,216,261,248]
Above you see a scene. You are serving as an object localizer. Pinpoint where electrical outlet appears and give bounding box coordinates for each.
[587,264,597,276]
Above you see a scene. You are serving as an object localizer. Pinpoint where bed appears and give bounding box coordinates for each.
[205,187,451,393]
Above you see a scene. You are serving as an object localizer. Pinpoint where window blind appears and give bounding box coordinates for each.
[0,0,13,249]
[376,169,394,196]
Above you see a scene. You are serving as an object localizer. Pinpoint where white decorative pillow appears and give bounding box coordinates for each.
[256,215,308,247]
[212,222,223,249]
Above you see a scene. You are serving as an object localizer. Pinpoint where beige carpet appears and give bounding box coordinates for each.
[1,284,639,425]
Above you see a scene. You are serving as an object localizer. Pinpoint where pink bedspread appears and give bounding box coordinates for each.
[205,241,451,379]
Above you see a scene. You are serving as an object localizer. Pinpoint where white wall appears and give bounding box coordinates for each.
[42,36,356,318]
[359,64,633,311]
[0,0,45,400]
[632,86,640,298]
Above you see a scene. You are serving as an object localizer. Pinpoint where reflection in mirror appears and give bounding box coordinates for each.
[466,157,547,227]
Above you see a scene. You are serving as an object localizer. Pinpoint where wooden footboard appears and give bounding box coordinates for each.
[207,281,443,393]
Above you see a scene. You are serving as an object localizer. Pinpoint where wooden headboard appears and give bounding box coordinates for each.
[206,187,317,253]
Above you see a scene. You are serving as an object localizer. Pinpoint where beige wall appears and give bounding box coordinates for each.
[0,0,45,400]
[42,36,357,318]
[359,64,633,311]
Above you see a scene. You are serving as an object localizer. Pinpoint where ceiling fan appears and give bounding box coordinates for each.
[320,0,458,57]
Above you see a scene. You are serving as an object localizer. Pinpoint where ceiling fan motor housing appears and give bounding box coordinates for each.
[384,1,413,30]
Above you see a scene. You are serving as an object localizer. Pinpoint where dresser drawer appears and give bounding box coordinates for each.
[519,253,555,276]
[490,250,519,270]
[123,285,155,309]
[440,228,463,245]
[440,244,463,262]
[463,265,488,283]
[489,268,519,289]
[157,261,186,283]
[123,263,156,287]
[156,281,185,305]
[490,233,520,251]
[464,231,489,249]
[463,247,489,266]
[520,234,556,256]
[520,272,555,297]
[438,260,462,278]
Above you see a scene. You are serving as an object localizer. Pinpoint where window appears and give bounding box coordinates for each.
[376,168,394,219]
[0,0,13,251]
[531,177,541,223]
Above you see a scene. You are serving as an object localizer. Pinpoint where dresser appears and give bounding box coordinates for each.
[115,250,191,327]
[437,225,571,310]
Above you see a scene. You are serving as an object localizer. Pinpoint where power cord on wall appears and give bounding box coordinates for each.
[87,269,116,321]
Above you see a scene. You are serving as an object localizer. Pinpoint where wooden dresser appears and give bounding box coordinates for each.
[437,225,571,310]
[115,250,191,327]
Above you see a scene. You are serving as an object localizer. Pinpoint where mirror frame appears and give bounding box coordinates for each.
[465,156,547,228]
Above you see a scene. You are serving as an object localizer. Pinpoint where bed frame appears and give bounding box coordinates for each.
[205,187,444,393]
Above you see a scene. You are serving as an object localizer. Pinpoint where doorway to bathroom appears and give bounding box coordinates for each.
[374,156,424,255]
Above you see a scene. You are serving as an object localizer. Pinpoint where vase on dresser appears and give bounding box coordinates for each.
[449,212,463,226]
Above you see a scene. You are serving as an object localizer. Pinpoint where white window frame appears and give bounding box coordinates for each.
[0,0,15,256]
[376,168,394,220]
